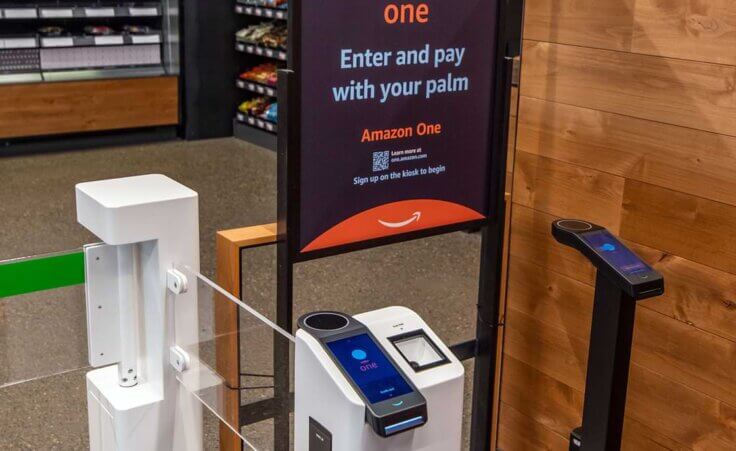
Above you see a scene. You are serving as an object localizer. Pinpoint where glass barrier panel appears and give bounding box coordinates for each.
[0,251,92,449]
[177,265,295,451]
[0,251,90,388]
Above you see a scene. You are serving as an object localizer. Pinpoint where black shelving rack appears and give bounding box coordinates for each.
[0,0,179,84]
[232,0,287,151]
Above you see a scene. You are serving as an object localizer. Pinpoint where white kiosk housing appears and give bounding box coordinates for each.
[295,306,464,451]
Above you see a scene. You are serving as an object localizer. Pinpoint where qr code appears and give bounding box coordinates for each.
[372,151,390,172]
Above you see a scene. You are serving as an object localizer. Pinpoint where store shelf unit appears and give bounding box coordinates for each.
[235,41,286,61]
[236,78,276,97]
[0,0,180,142]
[233,0,286,149]
[1,4,161,20]
[236,111,277,132]
[235,3,286,20]
[0,1,178,85]
[40,32,161,47]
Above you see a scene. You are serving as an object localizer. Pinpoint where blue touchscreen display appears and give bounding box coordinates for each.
[327,333,413,404]
[582,230,649,276]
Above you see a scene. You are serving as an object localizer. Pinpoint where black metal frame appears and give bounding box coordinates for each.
[469,57,517,451]
[249,1,525,450]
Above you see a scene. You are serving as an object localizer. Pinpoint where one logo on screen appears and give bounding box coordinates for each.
[352,349,367,360]
[378,211,421,228]
[599,243,616,252]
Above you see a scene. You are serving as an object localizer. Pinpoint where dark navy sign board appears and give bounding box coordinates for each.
[298,0,498,254]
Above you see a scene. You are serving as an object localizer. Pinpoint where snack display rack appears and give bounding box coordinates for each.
[2,4,161,19]
[235,41,286,61]
[234,3,286,20]
[0,1,178,85]
[236,111,277,132]
[233,0,287,151]
[236,77,276,97]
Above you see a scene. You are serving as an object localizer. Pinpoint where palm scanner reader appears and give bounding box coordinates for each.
[295,307,464,451]
[552,219,664,451]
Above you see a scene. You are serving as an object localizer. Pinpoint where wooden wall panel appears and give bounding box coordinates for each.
[620,420,686,451]
[621,180,736,274]
[505,307,736,449]
[0,76,178,139]
[523,0,736,65]
[499,1,736,449]
[509,206,736,342]
[508,205,595,285]
[626,365,736,450]
[497,402,568,451]
[633,243,736,343]
[508,253,736,409]
[501,355,583,437]
[632,0,736,66]
[500,354,691,451]
[523,0,636,51]
[513,151,625,232]
[521,40,736,138]
[516,97,736,207]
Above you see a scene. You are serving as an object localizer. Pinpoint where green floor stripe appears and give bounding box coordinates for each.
[0,251,85,298]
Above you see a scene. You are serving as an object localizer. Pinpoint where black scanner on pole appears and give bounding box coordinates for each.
[551,219,664,451]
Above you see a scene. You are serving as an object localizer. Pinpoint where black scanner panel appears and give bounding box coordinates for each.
[552,219,664,300]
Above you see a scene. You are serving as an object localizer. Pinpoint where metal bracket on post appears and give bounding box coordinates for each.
[511,57,521,86]
[83,240,143,390]
[167,269,190,376]
[170,346,191,373]
[84,243,122,368]
[167,269,189,294]
[167,269,190,375]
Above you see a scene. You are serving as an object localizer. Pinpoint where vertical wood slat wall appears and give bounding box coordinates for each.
[497,1,736,450]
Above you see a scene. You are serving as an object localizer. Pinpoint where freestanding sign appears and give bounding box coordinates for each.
[294,0,498,256]
[275,1,522,450]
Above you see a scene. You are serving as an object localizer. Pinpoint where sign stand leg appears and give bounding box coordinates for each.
[469,221,505,451]
[274,242,294,451]
[273,62,298,451]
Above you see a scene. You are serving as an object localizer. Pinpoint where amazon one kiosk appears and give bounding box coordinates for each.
[552,219,665,451]
[295,307,464,451]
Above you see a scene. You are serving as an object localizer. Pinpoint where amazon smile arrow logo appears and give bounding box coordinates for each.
[378,211,421,228]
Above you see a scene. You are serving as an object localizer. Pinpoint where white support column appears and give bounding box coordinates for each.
[77,174,202,451]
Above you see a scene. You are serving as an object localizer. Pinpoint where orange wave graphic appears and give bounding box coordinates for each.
[301,199,485,253]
